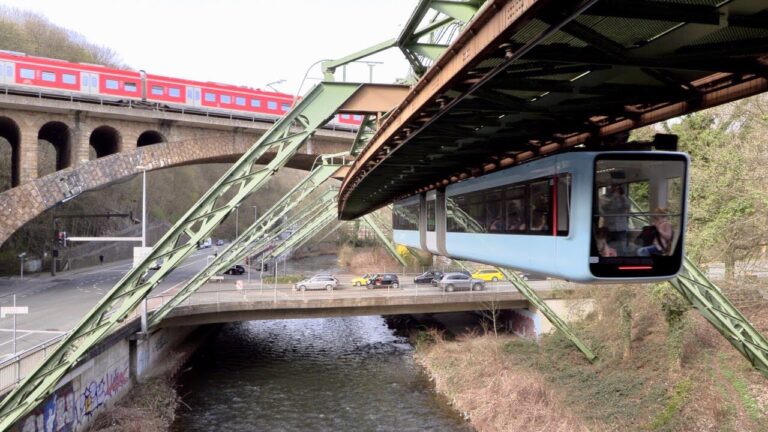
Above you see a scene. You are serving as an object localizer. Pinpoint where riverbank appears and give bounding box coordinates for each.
[84,377,179,432]
[412,286,768,432]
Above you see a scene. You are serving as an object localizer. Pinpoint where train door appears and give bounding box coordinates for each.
[186,86,201,107]
[80,72,98,95]
[0,62,14,85]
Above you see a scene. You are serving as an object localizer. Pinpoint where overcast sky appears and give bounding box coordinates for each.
[1,0,416,95]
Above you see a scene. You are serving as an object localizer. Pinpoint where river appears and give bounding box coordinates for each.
[171,316,471,431]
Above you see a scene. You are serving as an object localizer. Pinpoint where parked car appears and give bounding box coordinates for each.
[367,273,400,289]
[520,272,547,281]
[414,271,443,284]
[294,275,339,291]
[471,269,504,282]
[225,265,245,275]
[352,274,374,286]
[216,239,225,246]
[432,269,470,286]
[437,272,485,292]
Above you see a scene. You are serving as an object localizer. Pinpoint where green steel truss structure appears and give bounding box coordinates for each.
[496,267,598,362]
[147,172,343,328]
[670,258,768,378]
[265,202,340,261]
[322,0,483,81]
[0,82,361,429]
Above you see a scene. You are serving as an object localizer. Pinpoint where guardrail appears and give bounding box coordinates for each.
[0,334,65,395]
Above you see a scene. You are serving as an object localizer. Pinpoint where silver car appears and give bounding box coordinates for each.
[294,275,338,291]
[437,272,484,292]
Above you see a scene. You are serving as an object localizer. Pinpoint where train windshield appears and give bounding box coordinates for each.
[591,153,688,278]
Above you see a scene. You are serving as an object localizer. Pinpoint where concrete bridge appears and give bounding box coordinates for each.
[0,93,355,244]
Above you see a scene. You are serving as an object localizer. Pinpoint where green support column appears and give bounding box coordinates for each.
[0,82,361,429]
[496,267,598,362]
[670,257,768,378]
[148,187,341,327]
[362,214,408,267]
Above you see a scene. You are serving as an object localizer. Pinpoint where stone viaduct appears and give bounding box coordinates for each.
[0,93,355,245]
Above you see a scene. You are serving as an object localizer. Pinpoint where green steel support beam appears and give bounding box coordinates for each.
[148,185,341,328]
[322,39,398,80]
[267,202,339,259]
[0,82,361,429]
[362,214,408,267]
[496,267,598,362]
[670,258,768,378]
[430,0,482,22]
[350,114,380,157]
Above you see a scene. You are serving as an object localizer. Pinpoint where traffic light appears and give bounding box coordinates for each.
[57,231,67,247]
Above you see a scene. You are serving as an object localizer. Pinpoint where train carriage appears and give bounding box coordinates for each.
[393,151,690,283]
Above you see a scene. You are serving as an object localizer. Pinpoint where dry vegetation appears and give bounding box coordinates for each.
[85,377,179,432]
[415,284,768,432]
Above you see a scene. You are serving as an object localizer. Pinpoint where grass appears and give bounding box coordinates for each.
[719,354,763,424]
[261,275,304,284]
[646,378,692,430]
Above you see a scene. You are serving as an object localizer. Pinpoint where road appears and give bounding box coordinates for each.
[0,247,217,358]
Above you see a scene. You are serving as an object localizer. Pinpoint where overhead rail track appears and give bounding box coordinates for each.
[339,0,768,219]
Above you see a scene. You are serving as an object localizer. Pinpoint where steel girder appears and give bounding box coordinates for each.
[361,214,408,267]
[321,0,482,81]
[670,258,768,378]
[0,82,361,429]
[266,201,340,260]
[496,268,598,362]
[147,168,343,328]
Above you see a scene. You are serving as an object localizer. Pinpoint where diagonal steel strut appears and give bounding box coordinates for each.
[0,82,361,429]
[147,164,343,328]
[361,213,408,267]
[670,258,768,378]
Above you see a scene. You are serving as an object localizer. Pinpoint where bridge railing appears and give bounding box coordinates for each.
[0,335,65,395]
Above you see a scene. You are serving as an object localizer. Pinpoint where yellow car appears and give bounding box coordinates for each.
[471,269,504,282]
[352,273,374,286]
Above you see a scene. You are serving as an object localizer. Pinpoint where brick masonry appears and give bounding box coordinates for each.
[0,98,354,245]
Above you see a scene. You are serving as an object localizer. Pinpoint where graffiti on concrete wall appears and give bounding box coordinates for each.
[14,382,76,432]
[13,364,131,431]
[77,365,130,421]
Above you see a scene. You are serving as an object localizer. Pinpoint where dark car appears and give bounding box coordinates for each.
[432,269,469,286]
[225,265,245,275]
[368,273,400,289]
[521,272,547,281]
[414,271,443,284]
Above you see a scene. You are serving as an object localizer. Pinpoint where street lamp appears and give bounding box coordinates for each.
[135,165,149,248]
[17,252,26,280]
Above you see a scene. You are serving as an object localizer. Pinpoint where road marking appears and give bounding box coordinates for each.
[0,329,65,334]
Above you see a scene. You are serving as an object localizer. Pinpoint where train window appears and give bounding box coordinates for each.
[169,87,181,97]
[42,71,56,82]
[105,79,118,89]
[353,115,362,120]
[5,65,10,77]
[250,99,261,107]
[205,92,216,102]
[268,100,277,110]
[505,185,526,233]
[556,175,571,235]
[62,74,76,85]
[341,114,350,119]
[591,154,688,277]
[235,96,246,106]
[20,68,34,79]
[125,82,137,92]
[393,203,419,230]
[151,85,163,95]
[426,200,436,232]
[529,180,550,234]
[221,95,231,104]
[486,188,503,232]
[281,103,289,112]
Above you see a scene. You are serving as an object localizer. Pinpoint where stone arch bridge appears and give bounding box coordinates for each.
[0,93,354,245]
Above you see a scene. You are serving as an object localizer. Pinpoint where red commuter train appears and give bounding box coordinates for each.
[0,50,362,128]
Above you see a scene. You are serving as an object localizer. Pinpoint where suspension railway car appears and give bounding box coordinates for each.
[0,50,362,128]
[393,151,690,283]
